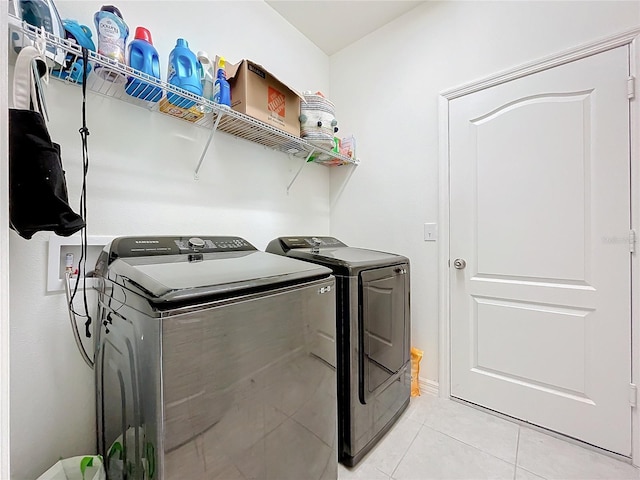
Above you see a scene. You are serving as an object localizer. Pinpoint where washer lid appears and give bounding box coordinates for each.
[99,249,332,304]
[265,236,409,275]
[287,247,408,274]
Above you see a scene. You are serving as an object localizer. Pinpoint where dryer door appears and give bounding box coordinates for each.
[359,263,410,403]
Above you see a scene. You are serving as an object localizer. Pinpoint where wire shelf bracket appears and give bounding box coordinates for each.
[287,150,316,194]
[194,107,227,179]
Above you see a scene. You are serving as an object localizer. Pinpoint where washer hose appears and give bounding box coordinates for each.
[64,271,94,369]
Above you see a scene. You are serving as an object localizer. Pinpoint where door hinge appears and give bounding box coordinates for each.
[631,229,636,254]
[628,76,636,100]
[630,383,637,408]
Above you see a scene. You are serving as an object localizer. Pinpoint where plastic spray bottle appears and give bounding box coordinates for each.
[213,56,231,107]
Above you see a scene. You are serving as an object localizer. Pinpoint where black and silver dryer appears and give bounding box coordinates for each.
[94,236,337,480]
[266,236,410,467]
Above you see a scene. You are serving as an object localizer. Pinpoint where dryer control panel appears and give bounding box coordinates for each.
[106,236,257,263]
[273,236,347,252]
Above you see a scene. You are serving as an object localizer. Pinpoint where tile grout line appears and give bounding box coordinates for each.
[388,421,425,480]
[420,421,519,467]
[513,426,521,480]
[426,397,523,458]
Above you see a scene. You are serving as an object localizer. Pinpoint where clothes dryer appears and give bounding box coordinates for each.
[266,236,410,467]
[94,235,337,480]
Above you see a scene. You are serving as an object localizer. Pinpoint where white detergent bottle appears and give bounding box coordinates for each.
[197,51,214,113]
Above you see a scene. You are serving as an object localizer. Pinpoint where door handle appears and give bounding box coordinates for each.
[453,258,466,269]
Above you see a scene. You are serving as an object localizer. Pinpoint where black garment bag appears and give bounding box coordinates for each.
[9,44,85,240]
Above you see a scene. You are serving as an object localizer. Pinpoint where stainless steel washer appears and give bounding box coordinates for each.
[266,236,411,467]
[94,235,337,480]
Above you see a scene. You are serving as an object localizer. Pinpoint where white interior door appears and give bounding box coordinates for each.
[449,45,632,456]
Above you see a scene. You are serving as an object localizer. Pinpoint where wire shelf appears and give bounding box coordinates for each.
[7,14,359,171]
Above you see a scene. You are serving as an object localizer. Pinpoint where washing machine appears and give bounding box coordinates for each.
[93,235,337,480]
[266,236,411,467]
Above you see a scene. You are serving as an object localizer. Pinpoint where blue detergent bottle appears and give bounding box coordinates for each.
[213,56,231,107]
[125,26,162,102]
[167,38,202,108]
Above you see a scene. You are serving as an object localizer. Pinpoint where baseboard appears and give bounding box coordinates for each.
[419,378,439,396]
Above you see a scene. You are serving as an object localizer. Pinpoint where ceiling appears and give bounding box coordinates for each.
[265,1,426,56]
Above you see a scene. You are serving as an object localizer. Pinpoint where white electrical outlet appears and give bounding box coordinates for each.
[424,223,437,242]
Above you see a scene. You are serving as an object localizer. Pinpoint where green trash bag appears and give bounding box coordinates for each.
[37,455,105,480]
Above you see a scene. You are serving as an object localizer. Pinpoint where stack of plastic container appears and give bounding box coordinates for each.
[299,91,338,150]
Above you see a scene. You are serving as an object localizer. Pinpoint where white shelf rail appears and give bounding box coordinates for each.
[8,14,360,180]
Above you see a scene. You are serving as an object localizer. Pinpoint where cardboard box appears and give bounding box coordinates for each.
[223,58,302,137]
[159,97,205,123]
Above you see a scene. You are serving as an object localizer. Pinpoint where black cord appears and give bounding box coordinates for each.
[69,47,93,339]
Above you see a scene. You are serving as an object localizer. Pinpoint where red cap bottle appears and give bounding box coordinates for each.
[134,26,153,44]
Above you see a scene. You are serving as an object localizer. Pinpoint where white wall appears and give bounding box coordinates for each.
[8,2,331,478]
[329,1,640,386]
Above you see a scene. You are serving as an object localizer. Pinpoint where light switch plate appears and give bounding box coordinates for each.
[424,223,437,241]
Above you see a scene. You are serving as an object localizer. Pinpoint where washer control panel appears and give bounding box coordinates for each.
[107,236,257,261]
[173,237,253,252]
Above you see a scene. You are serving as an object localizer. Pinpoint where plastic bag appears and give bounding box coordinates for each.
[37,455,105,480]
[410,347,424,397]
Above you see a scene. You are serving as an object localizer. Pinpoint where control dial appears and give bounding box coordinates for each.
[188,237,205,249]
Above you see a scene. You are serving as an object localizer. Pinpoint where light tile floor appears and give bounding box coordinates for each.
[338,393,640,480]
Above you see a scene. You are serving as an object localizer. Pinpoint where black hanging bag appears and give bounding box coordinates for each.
[9,43,85,240]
